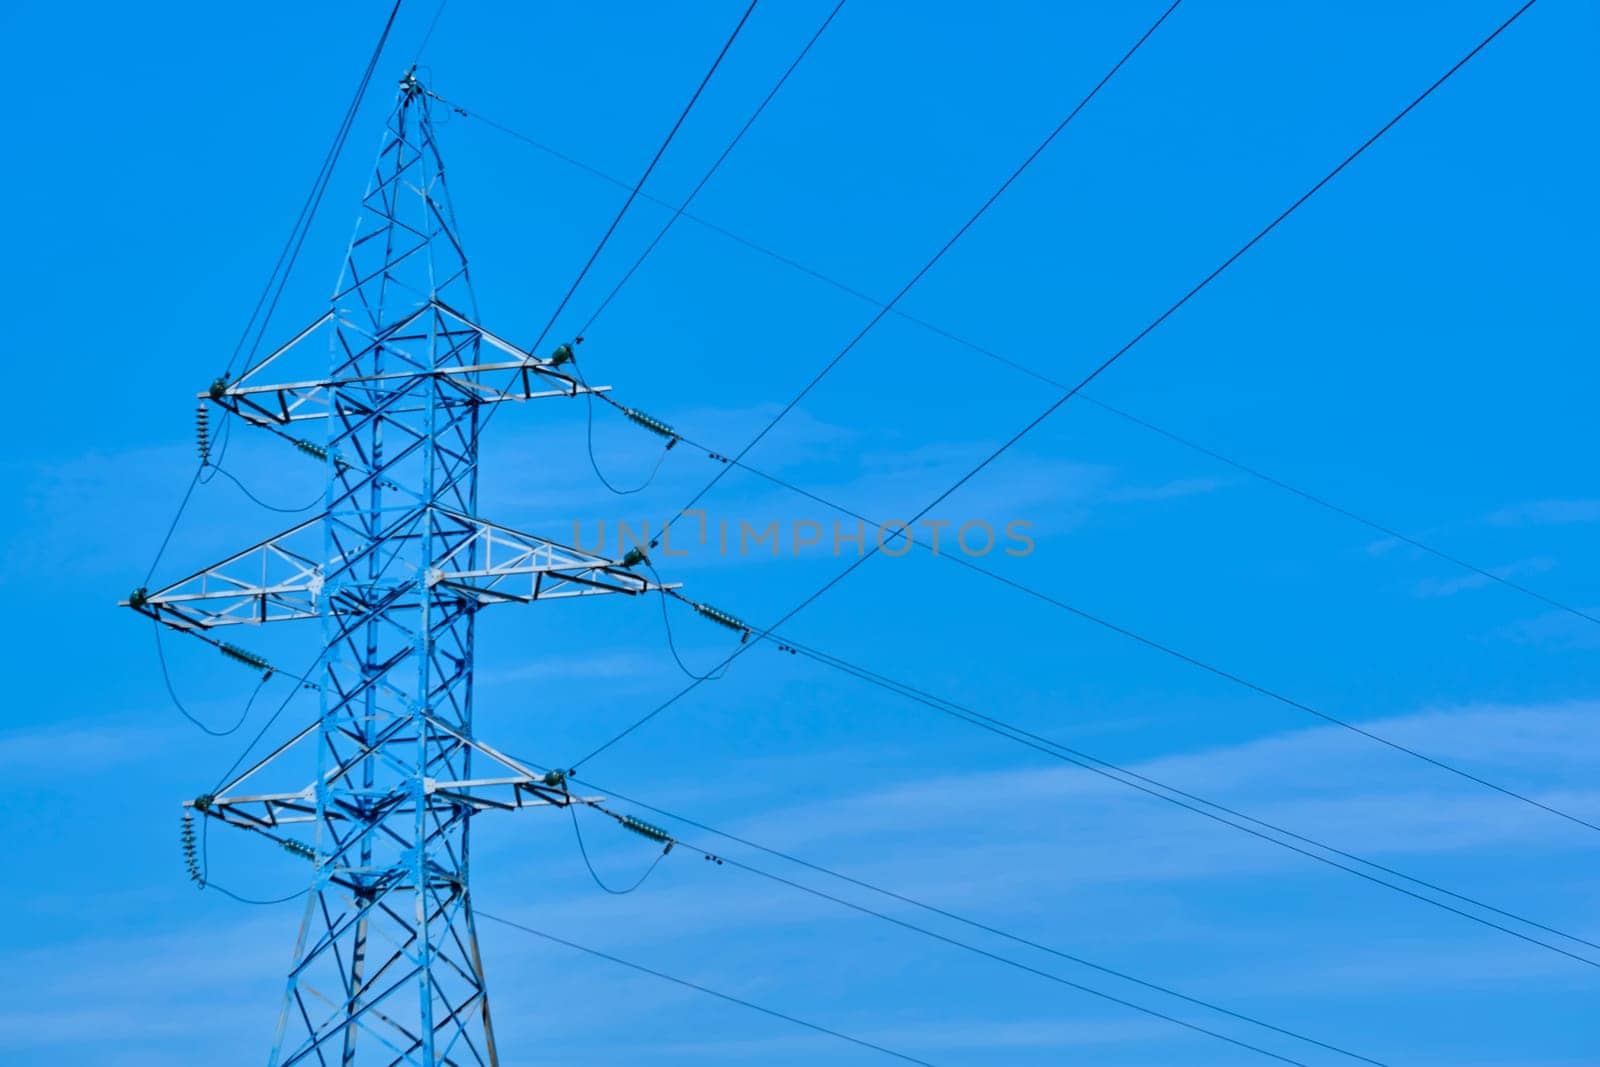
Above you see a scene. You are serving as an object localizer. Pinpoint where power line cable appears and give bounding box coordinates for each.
[585,777,1599,1029]
[476,910,946,1066]
[412,0,449,63]
[662,0,1185,531]
[639,418,1600,838]
[460,1,764,468]
[197,815,311,906]
[208,883,309,906]
[555,4,844,497]
[650,563,732,681]
[569,1,1551,794]
[144,1,402,591]
[570,573,1600,965]
[153,621,269,738]
[1073,395,1600,626]
[521,1,762,361]
[560,1,1189,765]
[142,462,205,586]
[744,635,1600,966]
[209,463,323,513]
[569,804,669,894]
[439,9,1593,633]
[574,795,1385,1066]
[566,803,1324,1065]
[766,0,1545,624]
[211,650,325,792]
[573,358,674,495]
[224,0,405,380]
[574,0,848,340]
[580,379,1600,839]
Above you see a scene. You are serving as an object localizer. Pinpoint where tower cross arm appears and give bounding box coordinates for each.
[205,300,606,430]
[428,508,679,604]
[127,508,679,633]
[124,516,332,631]
[188,716,599,853]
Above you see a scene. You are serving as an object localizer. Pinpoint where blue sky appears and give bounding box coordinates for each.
[2,0,1596,1063]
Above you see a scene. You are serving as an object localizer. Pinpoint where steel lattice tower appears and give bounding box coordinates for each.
[128,74,667,1064]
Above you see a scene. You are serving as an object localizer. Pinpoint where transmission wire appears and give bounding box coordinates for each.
[211,650,326,792]
[556,558,1600,964]
[143,0,401,592]
[210,463,323,513]
[569,2,1552,800]
[522,0,762,360]
[569,804,668,894]
[439,14,1594,632]
[645,416,1600,836]
[198,815,311,906]
[1073,395,1600,626]
[224,0,405,380]
[649,562,732,681]
[662,0,1186,534]
[572,798,1372,1066]
[559,0,844,496]
[753,636,1600,966]
[575,0,848,340]
[582,779,1586,1058]
[476,911,946,1067]
[153,621,269,738]
[460,0,765,467]
[207,883,310,907]
[412,0,449,63]
[574,358,673,495]
[142,462,204,586]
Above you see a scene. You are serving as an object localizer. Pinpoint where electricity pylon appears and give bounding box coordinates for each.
[127,72,669,1065]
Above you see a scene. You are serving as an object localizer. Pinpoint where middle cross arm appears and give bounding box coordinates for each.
[126,508,677,631]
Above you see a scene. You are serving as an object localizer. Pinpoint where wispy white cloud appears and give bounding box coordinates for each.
[595,1016,1161,1060]
[1485,499,1600,527]
[1493,609,1600,650]
[12,689,1595,1063]
[1105,476,1228,503]
[0,718,183,775]
[709,699,1600,910]
[475,651,661,687]
[1412,556,1556,599]
[0,913,288,1052]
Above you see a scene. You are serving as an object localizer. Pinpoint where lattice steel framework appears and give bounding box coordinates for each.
[127,74,669,1065]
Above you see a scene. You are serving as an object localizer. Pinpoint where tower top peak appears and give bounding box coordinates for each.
[398,67,426,103]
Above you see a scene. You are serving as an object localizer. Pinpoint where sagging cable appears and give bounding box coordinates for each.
[570,804,670,895]
[572,353,676,495]
[654,579,732,682]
